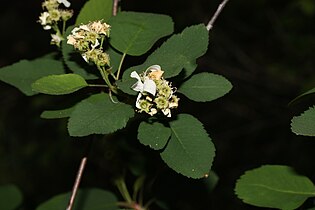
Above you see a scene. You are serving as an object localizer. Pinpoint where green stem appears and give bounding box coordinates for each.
[88,84,108,87]
[62,20,66,35]
[97,66,118,94]
[115,178,133,203]
[115,52,126,80]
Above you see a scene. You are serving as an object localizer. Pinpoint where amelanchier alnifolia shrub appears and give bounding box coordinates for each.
[0,0,233,209]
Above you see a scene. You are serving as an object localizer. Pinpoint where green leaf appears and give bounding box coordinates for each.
[138,121,171,150]
[139,24,209,78]
[119,24,209,95]
[178,72,232,102]
[41,107,75,119]
[36,188,119,210]
[62,26,99,80]
[0,184,23,210]
[109,12,174,56]
[75,0,113,25]
[107,47,123,74]
[235,165,315,210]
[291,106,315,136]
[68,93,134,137]
[0,56,65,96]
[32,74,88,95]
[160,114,215,179]
[290,87,315,105]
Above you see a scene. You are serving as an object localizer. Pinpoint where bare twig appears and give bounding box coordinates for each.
[113,0,120,16]
[206,0,229,31]
[66,157,88,210]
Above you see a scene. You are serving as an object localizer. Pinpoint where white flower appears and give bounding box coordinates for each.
[51,34,62,45]
[130,71,156,96]
[66,34,76,45]
[57,0,71,7]
[39,12,50,26]
[162,108,171,117]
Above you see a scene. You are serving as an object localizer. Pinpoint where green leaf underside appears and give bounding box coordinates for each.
[160,114,215,179]
[41,107,75,119]
[119,24,209,95]
[0,185,23,210]
[179,72,232,102]
[235,165,315,210]
[138,121,171,150]
[291,106,315,136]
[32,74,88,95]
[109,12,174,56]
[0,56,65,96]
[62,26,98,80]
[75,0,113,25]
[36,188,119,210]
[68,93,134,137]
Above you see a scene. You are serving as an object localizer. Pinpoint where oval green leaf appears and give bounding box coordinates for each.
[0,56,65,96]
[291,106,315,136]
[36,188,119,210]
[68,93,134,137]
[235,165,315,210]
[0,184,23,210]
[109,12,174,56]
[160,114,215,179]
[75,0,113,25]
[138,121,171,150]
[178,72,232,102]
[32,74,88,95]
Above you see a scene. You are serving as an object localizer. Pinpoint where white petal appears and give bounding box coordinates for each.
[79,25,90,31]
[57,0,71,7]
[131,81,144,92]
[162,108,171,117]
[147,65,161,72]
[135,93,142,109]
[130,71,141,81]
[82,53,88,63]
[91,39,99,49]
[143,79,156,95]
[43,25,52,30]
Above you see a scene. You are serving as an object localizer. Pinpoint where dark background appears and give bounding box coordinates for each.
[1,0,315,209]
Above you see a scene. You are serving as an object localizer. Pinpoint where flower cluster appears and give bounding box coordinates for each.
[38,0,73,46]
[67,21,111,67]
[131,65,179,117]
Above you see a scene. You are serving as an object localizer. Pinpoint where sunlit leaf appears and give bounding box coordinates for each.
[68,93,134,137]
[291,106,315,136]
[0,184,23,210]
[109,12,174,56]
[75,0,113,25]
[179,72,232,102]
[235,165,315,210]
[36,188,119,210]
[32,74,88,95]
[138,121,171,150]
[0,56,65,96]
[160,114,215,179]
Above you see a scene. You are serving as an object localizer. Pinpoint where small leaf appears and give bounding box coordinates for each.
[68,93,134,137]
[41,107,75,119]
[75,0,113,25]
[291,106,315,136]
[32,74,88,95]
[235,165,315,210]
[160,114,215,179]
[178,72,232,102]
[0,56,65,96]
[0,184,23,210]
[62,26,98,79]
[109,12,174,56]
[36,188,119,210]
[138,121,171,150]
